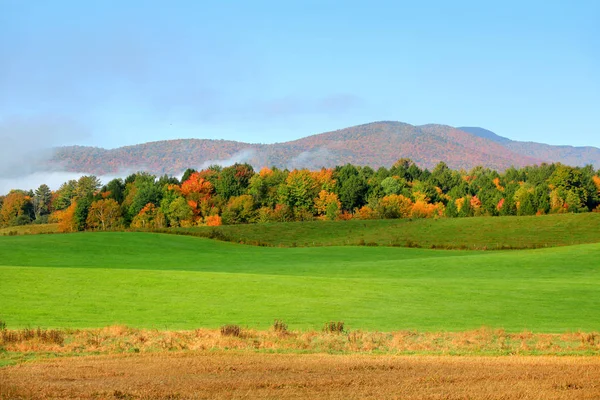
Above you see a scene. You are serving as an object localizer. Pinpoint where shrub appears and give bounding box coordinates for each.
[220,324,241,337]
[208,228,230,242]
[323,321,345,334]
[0,327,64,345]
[273,319,288,333]
[205,214,222,227]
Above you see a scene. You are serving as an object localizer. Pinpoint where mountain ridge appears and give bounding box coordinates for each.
[49,121,599,176]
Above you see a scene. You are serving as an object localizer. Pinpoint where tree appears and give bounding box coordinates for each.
[205,214,222,226]
[102,178,125,204]
[57,201,78,233]
[380,177,403,196]
[278,169,319,212]
[181,172,214,200]
[54,180,77,210]
[222,195,256,224]
[215,163,254,200]
[338,175,368,211]
[86,199,122,230]
[314,190,341,220]
[312,168,336,192]
[376,194,413,219]
[181,168,197,184]
[76,175,102,199]
[444,198,458,217]
[548,164,589,212]
[533,185,550,214]
[430,161,459,193]
[33,184,52,221]
[514,184,536,216]
[123,173,162,223]
[456,196,473,217]
[390,158,420,181]
[0,190,33,227]
[167,197,193,227]
[74,195,93,231]
[248,167,287,208]
[131,203,166,229]
[179,172,215,220]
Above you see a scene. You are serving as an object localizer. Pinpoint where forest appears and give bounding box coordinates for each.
[1,159,600,232]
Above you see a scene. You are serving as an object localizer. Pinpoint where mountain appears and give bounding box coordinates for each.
[48,121,599,176]
[457,127,511,145]
[458,126,600,168]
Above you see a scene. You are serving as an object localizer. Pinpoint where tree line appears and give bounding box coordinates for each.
[1,159,599,232]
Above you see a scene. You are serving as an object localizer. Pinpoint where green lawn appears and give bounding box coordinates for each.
[0,232,598,332]
[168,212,600,249]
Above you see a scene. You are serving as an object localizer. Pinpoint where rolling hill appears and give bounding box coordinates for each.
[459,126,600,168]
[48,121,599,176]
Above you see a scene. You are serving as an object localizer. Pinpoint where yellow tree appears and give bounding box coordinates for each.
[314,190,341,220]
[57,201,78,233]
[86,199,122,230]
[593,176,600,196]
[0,191,32,226]
[311,168,336,192]
[278,169,319,212]
[131,203,166,229]
[376,194,413,219]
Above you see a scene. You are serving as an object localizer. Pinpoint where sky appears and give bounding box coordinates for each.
[1,0,599,156]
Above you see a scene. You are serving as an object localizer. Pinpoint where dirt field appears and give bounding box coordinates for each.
[2,352,600,399]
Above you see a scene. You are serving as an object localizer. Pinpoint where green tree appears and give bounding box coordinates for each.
[181,168,197,183]
[533,185,550,214]
[123,173,162,223]
[215,163,254,200]
[222,195,256,224]
[167,196,193,227]
[54,180,77,210]
[33,184,52,221]
[102,178,125,204]
[74,195,93,231]
[248,167,288,208]
[76,175,102,199]
[278,169,319,212]
[338,175,368,211]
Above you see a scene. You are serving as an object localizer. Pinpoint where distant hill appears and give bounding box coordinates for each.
[48,121,599,176]
[457,127,511,145]
[457,126,600,169]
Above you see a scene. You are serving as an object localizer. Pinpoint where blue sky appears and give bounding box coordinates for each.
[1,0,599,150]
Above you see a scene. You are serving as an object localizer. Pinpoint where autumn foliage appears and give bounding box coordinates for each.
[86,199,122,230]
[2,160,600,231]
[205,215,222,226]
[56,202,78,233]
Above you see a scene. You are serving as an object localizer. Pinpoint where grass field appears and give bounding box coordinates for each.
[1,232,598,332]
[167,212,600,249]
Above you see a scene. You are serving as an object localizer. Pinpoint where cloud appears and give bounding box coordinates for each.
[287,147,332,170]
[197,149,257,170]
[0,171,123,195]
[0,115,90,179]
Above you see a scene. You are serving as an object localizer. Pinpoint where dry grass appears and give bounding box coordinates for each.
[2,352,600,399]
[0,223,59,236]
[1,326,599,360]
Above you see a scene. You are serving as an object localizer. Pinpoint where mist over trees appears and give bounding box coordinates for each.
[1,160,599,231]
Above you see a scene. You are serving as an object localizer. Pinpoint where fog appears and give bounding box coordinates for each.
[0,171,126,195]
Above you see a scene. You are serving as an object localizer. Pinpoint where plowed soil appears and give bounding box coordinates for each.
[2,352,600,399]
